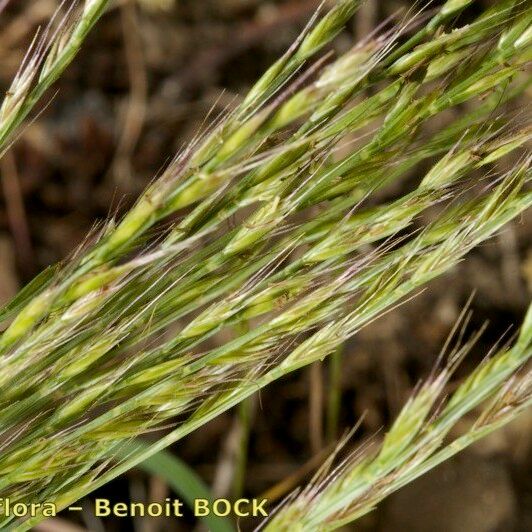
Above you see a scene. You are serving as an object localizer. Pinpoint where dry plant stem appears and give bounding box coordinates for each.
[111,0,147,183]
[0,0,10,16]
[326,347,343,442]
[0,151,34,273]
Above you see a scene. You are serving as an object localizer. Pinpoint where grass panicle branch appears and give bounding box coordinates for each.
[0,0,109,155]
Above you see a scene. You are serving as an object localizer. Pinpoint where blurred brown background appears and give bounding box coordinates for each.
[0,1,530,531]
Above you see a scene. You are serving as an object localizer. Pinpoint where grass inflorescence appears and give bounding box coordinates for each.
[264,305,532,530]
[0,1,530,530]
